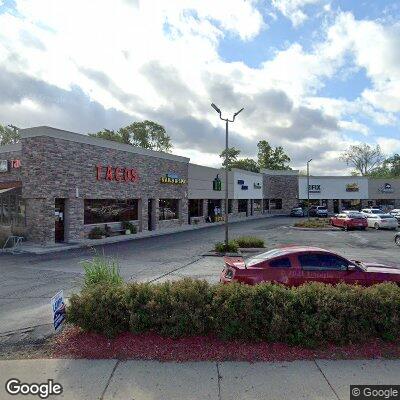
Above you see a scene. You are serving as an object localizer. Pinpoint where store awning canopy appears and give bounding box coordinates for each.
[0,186,20,195]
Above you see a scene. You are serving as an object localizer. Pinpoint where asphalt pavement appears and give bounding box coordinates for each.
[0,216,399,347]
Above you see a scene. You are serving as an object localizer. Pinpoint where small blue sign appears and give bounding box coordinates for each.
[237,179,244,185]
[241,185,248,190]
[51,290,66,330]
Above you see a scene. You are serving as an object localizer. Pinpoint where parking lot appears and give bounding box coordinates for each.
[0,216,399,348]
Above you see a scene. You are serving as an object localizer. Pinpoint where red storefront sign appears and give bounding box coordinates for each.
[96,165,139,183]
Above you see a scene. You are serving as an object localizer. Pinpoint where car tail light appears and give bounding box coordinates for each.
[225,268,234,280]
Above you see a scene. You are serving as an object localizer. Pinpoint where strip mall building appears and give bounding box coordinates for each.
[0,126,399,244]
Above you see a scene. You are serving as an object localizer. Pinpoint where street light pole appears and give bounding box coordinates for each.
[211,103,244,247]
[307,159,312,220]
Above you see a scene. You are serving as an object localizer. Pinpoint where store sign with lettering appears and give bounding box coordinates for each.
[96,165,139,182]
[346,183,359,192]
[0,159,20,173]
[309,184,321,193]
[213,175,222,191]
[379,183,394,193]
[160,172,187,184]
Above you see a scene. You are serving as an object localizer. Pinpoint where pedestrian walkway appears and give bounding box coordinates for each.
[1,358,399,399]
[6,214,284,255]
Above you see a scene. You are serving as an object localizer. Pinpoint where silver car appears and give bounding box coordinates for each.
[366,214,398,230]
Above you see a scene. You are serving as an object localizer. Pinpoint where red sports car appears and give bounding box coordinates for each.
[330,212,367,230]
[220,246,400,286]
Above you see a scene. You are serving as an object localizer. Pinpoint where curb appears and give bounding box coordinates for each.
[203,248,266,257]
[291,226,340,231]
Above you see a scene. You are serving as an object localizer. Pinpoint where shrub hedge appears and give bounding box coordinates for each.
[234,236,265,248]
[294,218,331,228]
[68,279,400,346]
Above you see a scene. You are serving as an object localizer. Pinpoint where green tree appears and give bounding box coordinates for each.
[368,153,400,178]
[257,140,291,170]
[340,144,385,176]
[89,129,129,144]
[0,124,20,145]
[219,147,241,169]
[230,158,259,172]
[90,120,172,152]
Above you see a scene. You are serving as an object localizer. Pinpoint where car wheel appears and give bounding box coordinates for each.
[396,236,400,247]
[374,223,380,230]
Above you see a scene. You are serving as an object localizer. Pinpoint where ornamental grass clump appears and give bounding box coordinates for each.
[234,236,265,248]
[81,255,123,289]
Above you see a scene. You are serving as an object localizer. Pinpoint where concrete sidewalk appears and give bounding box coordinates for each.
[2,214,285,255]
[1,358,399,399]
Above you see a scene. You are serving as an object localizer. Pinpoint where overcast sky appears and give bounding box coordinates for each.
[0,0,399,174]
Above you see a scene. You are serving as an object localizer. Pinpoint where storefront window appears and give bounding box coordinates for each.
[207,199,222,217]
[159,199,179,220]
[270,199,282,210]
[263,199,269,211]
[189,199,203,217]
[341,199,361,211]
[0,188,25,226]
[84,199,138,224]
[376,199,395,211]
[238,199,248,213]
[253,199,262,211]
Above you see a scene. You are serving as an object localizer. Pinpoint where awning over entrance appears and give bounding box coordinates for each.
[0,187,18,195]
[0,181,22,190]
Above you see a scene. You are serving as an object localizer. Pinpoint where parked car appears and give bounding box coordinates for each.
[389,209,400,225]
[361,208,384,216]
[308,206,328,217]
[395,233,400,247]
[220,246,400,286]
[330,212,367,231]
[366,214,398,230]
[290,207,304,217]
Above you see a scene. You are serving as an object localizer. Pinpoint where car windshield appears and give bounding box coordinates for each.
[379,215,393,219]
[371,209,383,214]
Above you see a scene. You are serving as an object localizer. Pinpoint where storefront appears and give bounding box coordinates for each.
[298,176,369,212]
[262,169,299,214]
[187,165,265,224]
[368,179,400,211]
[0,127,189,244]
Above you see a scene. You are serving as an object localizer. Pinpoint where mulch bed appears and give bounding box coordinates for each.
[52,326,400,361]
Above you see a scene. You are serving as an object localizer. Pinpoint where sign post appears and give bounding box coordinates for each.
[51,290,66,331]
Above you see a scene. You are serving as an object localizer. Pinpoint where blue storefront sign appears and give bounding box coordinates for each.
[51,290,66,330]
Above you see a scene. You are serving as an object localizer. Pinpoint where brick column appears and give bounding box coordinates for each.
[139,197,148,232]
[65,197,84,241]
[153,198,159,230]
[25,198,54,244]
[202,199,208,217]
[180,198,188,225]
[326,199,334,213]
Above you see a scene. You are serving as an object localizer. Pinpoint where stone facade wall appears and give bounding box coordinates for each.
[21,136,188,243]
[263,174,299,213]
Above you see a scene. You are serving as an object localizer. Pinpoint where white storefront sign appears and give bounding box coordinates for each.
[298,176,368,199]
[233,170,263,199]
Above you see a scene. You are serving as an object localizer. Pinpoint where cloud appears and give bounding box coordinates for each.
[0,2,399,175]
[271,0,324,27]
[0,67,135,132]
